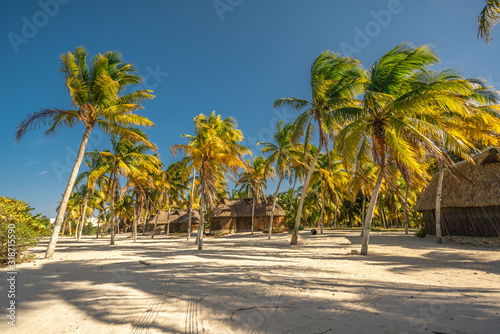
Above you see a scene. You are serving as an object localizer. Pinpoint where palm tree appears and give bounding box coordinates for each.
[74,151,108,240]
[478,0,500,43]
[171,112,249,250]
[186,168,198,241]
[95,129,161,245]
[237,156,274,235]
[274,51,365,245]
[310,149,348,233]
[153,162,188,238]
[335,43,487,254]
[15,47,155,259]
[258,121,300,239]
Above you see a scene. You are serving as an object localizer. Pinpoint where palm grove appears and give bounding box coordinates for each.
[14,40,500,258]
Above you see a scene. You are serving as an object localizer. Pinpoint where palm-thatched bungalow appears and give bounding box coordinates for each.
[415,147,500,237]
[142,209,200,234]
[208,197,287,234]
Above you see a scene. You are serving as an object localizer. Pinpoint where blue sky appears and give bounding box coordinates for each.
[1,0,499,217]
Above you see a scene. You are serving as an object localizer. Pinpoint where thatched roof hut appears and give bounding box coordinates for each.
[208,196,287,233]
[415,147,500,237]
[142,209,200,233]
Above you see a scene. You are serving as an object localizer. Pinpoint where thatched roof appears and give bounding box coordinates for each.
[415,147,500,211]
[208,196,287,218]
[142,209,200,225]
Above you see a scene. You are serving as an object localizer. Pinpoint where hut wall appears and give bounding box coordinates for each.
[210,216,286,233]
[210,217,238,233]
[165,222,199,233]
[421,206,500,237]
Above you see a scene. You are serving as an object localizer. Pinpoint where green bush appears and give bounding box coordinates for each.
[415,227,427,238]
[0,196,49,266]
[81,222,97,236]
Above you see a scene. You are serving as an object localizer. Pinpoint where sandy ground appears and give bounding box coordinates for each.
[1,230,499,334]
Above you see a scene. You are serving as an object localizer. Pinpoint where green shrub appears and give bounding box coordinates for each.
[415,227,427,238]
[82,222,97,235]
[0,196,49,266]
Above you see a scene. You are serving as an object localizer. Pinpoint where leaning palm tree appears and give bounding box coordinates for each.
[258,121,300,239]
[171,111,249,250]
[336,43,486,255]
[274,51,365,244]
[15,47,155,259]
[237,156,274,235]
[478,0,500,43]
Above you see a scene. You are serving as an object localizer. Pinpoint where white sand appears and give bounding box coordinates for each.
[1,230,499,334]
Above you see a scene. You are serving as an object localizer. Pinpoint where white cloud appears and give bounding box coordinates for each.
[39,171,49,175]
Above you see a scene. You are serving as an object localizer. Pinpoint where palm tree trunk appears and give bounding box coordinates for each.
[74,204,82,240]
[251,194,256,235]
[381,206,387,229]
[268,174,283,240]
[166,196,171,236]
[77,189,90,241]
[61,213,67,237]
[96,218,100,239]
[151,209,161,239]
[291,144,322,245]
[187,169,196,241]
[150,212,160,238]
[334,195,339,229]
[435,161,444,244]
[289,175,297,211]
[142,205,150,236]
[360,194,366,236]
[45,127,92,259]
[197,189,206,250]
[320,190,325,234]
[133,192,142,242]
[109,172,118,245]
[404,183,409,235]
[360,168,385,255]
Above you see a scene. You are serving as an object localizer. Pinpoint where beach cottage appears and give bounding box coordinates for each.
[415,147,500,237]
[143,209,200,234]
[208,197,287,234]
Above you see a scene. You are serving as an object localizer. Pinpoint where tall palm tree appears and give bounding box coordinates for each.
[171,112,249,250]
[258,121,300,239]
[95,129,160,245]
[478,0,500,43]
[310,149,348,233]
[153,162,188,237]
[74,151,108,240]
[274,51,365,244]
[237,156,274,235]
[335,43,486,254]
[15,47,155,259]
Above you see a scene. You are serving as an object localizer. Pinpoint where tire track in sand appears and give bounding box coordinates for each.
[182,274,204,334]
[130,274,171,334]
